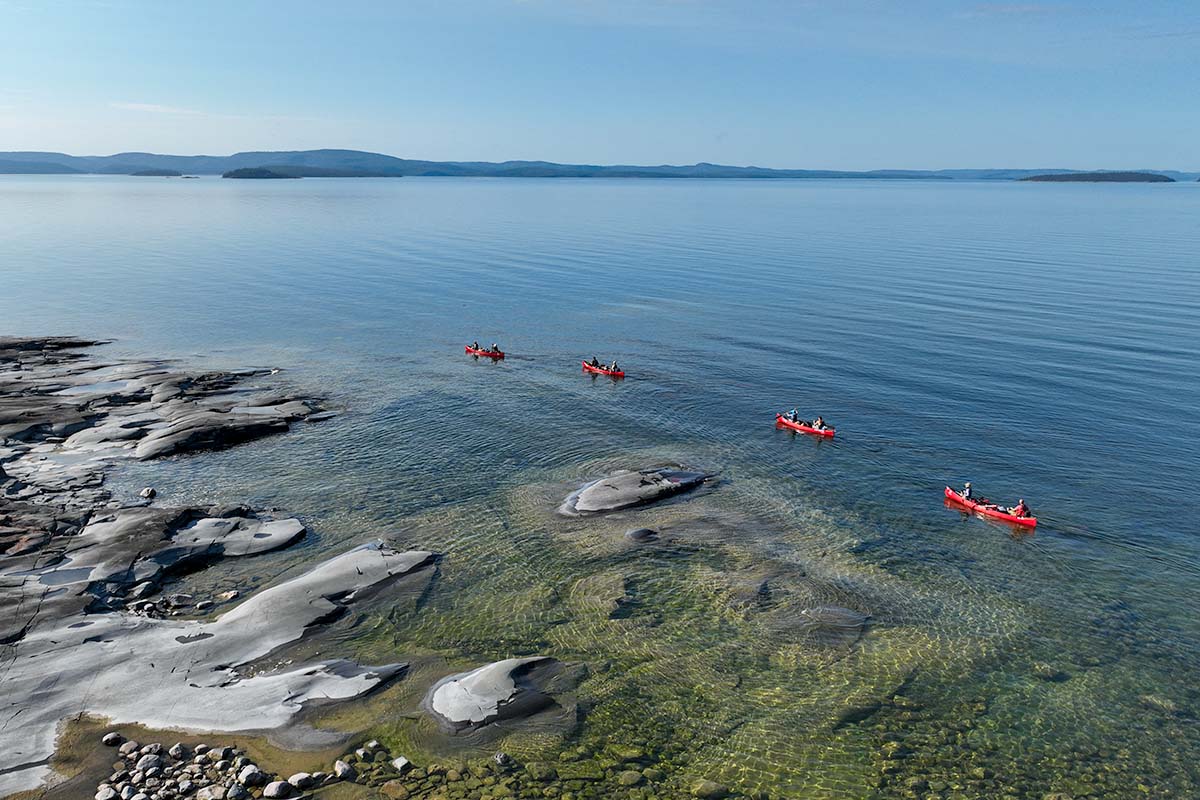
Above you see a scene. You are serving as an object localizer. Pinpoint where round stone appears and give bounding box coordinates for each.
[618,770,644,786]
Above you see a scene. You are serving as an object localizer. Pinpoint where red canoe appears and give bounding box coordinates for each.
[944,486,1037,528]
[582,361,625,377]
[775,414,835,437]
[466,346,504,359]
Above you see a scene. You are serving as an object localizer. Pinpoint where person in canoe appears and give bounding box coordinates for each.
[609,360,619,373]
[490,343,501,354]
[785,408,800,423]
[590,356,601,368]
[1008,498,1031,518]
[471,341,481,351]
[812,415,827,430]
[961,481,973,500]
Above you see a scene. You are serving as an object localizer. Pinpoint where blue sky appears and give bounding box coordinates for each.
[1,0,1197,168]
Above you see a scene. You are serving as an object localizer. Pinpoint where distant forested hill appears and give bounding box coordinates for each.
[0,159,84,174]
[1020,172,1174,183]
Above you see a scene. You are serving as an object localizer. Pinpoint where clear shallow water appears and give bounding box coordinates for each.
[3,175,1200,798]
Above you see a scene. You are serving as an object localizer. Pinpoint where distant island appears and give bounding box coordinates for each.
[1020,172,1174,183]
[1,149,1197,181]
[131,168,182,177]
[222,167,302,179]
[223,164,397,179]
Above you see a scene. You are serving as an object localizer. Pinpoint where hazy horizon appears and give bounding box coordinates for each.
[1,0,1197,170]
[2,147,1197,176]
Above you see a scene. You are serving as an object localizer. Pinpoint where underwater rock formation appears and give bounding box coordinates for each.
[793,605,871,648]
[624,527,659,542]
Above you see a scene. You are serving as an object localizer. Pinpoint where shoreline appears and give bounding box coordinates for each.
[0,337,435,797]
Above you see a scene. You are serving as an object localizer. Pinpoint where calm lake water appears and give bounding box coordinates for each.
[3,175,1199,798]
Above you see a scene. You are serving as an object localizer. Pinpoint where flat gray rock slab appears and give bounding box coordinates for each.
[560,468,711,515]
[425,657,560,730]
[0,542,434,797]
[0,338,407,798]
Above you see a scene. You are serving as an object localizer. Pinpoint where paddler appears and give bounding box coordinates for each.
[812,415,826,430]
[590,356,601,368]
[471,340,480,350]
[609,360,619,372]
[1008,498,1031,518]
[490,343,501,353]
[962,482,973,500]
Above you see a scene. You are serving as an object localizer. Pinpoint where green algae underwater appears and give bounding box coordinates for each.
[162,449,1194,800]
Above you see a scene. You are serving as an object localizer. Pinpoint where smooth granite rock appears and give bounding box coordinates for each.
[425,657,561,730]
[560,467,711,515]
[0,542,431,796]
[0,338,428,798]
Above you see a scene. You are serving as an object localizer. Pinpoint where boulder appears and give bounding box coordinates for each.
[234,762,262,786]
[134,754,162,772]
[425,657,560,730]
[262,781,294,798]
[692,779,729,799]
[287,772,315,789]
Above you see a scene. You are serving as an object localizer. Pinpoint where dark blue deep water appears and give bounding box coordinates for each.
[3,175,1199,798]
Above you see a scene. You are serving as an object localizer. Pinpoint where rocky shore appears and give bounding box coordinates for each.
[0,337,435,798]
[2,337,774,800]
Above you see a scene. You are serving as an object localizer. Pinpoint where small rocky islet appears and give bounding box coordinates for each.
[558,467,712,515]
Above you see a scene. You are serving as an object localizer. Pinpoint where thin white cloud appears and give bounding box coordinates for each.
[110,102,202,115]
[956,3,1063,19]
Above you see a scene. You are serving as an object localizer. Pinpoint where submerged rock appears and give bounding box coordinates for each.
[425,657,562,730]
[691,779,729,799]
[624,527,659,542]
[560,467,711,515]
[793,606,870,648]
[1031,662,1069,682]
